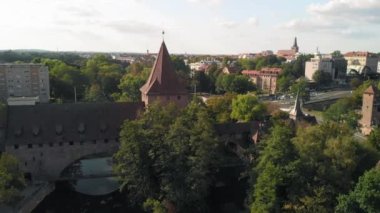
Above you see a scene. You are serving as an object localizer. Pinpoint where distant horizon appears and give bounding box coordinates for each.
[0,47,378,56]
[1,0,380,54]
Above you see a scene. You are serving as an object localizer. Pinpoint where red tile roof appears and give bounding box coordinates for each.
[140,42,187,95]
[242,67,282,76]
[344,51,377,58]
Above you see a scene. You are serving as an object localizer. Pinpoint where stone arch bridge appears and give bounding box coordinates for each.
[1,102,260,181]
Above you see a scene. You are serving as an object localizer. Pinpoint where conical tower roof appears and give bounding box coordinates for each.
[364,85,376,95]
[140,42,187,95]
[289,90,304,120]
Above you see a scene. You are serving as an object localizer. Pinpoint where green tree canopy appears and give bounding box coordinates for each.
[114,100,222,212]
[0,154,26,205]
[312,70,333,87]
[206,93,236,123]
[215,74,255,94]
[336,167,380,213]
[231,94,266,122]
[250,125,299,213]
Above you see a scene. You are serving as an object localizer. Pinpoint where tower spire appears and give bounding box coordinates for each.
[289,89,304,120]
[292,37,299,53]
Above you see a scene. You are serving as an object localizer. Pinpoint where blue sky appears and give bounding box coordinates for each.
[0,0,379,54]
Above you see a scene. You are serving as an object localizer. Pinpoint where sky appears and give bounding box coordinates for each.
[0,0,379,54]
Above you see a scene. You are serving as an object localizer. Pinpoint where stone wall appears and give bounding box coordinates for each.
[5,138,119,181]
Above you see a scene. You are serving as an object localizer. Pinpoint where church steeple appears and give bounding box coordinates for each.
[289,90,304,120]
[292,37,299,53]
[140,41,189,107]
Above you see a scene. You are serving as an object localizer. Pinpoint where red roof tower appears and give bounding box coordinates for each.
[140,42,189,107]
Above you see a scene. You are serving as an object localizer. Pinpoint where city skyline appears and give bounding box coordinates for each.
[0,0,380,54]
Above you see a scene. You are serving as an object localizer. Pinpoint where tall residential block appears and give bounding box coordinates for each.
[0,64,50,103]
[305,51,347,82]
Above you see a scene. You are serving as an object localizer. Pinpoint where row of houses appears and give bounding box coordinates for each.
[305,50,380,82]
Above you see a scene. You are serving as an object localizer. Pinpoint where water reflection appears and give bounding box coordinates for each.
[62,157,120,196]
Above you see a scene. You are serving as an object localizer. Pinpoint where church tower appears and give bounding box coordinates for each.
[360,85,378,135]
[291,37,299,53]
[289,90,304,121]
[140,42,189,108]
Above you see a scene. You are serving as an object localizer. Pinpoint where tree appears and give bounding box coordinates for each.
[206,93,236,123]
[160,100,221,212]
[367,127,380,151]
[289,123,379,211]
[115,67,150,102]
[336,167,380,213]
[82,54,123,100]
[231,94,266,122]
[114,100,222,212]
[250,125,299,213]
[238,59,256,70]
[0,154,26,205]
[290,77,309,100]
[84,83,108,102]
[42,59,87,101]
[193,72,212,93]
[323,97,359,128]
[331,50,343,58]
[312,70,332,87]
[206,63,221,93]
[215,74,255,94]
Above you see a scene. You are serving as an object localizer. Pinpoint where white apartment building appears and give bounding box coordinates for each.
[0,64,50,103]
[305,52,334,81]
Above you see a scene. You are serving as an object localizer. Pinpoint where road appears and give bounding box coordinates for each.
[268,89,352,110]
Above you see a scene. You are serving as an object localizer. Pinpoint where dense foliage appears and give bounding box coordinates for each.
[0,153,26,205]
[231,94,267,122]
[114,100,222,212]
[249,122,380,212]
[336,167,380,213]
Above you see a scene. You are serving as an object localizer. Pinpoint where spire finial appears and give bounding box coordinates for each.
[162,30,165,41]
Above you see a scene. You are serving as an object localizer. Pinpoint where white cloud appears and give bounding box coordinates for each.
[217,20,238,28]
[284,0,380,38]
[247,17,259,26]
[186,0,223,5]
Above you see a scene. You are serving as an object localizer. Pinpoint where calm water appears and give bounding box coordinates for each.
[33,158,248,212]
[67,157,119,196]
[33,157,144,213]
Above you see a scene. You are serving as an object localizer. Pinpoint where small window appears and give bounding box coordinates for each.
[80,140,84,145]
[104,139,108,143]
[14,144,19,149]
[59,142,63,146]
[69,141,74,146]
[25,162,28,166]
[49,143,54,147]
[177,96,181,100]
[32,157,35,161]
[28,144,33,149]
[115,137,119,142]
[92,140,97,144]
[40,152,43,157]
[38,144,43,148]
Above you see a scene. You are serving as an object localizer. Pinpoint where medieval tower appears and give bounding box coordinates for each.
[360,85,378,135]
[140,42,189,108]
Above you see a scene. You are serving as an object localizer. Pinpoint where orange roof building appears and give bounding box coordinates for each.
[242,67,282,94]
